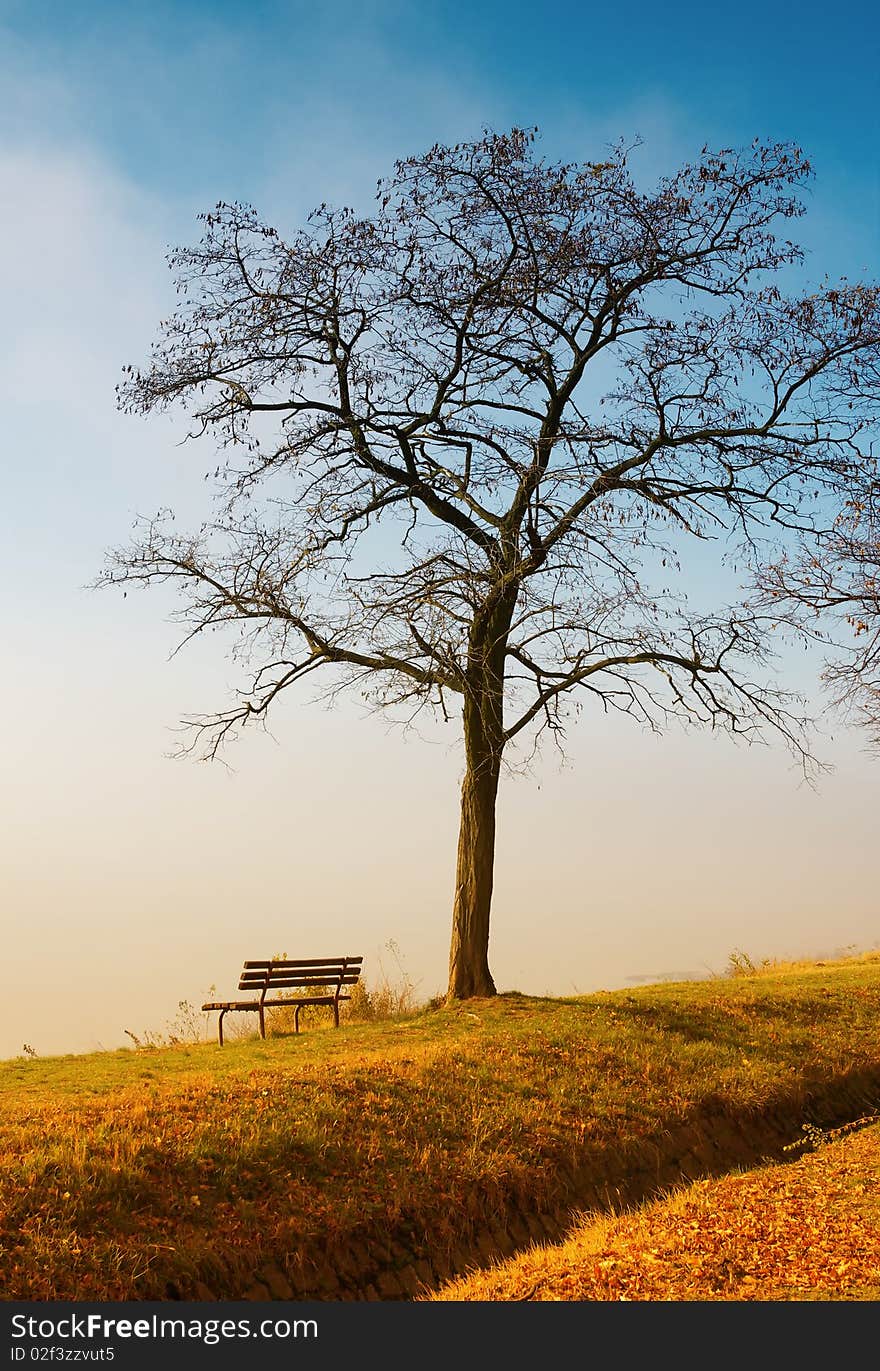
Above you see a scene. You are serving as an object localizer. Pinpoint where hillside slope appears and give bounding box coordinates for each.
[2,952,879,1300]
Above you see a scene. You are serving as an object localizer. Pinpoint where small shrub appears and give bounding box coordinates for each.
[266,988,336,1036]
[125,995,217,1049]
[725,949,776,978]
[164,998,215,1044]
[344,940,422,1023]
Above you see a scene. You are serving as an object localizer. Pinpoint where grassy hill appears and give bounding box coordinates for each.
[2,950,879,1301]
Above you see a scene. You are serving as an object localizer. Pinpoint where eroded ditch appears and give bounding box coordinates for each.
[166,1063,880,1301]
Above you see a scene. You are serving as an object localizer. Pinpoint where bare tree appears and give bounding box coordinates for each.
[101,129,880,1000]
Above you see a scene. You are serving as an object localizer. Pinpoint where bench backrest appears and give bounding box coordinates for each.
[238,957,363,997]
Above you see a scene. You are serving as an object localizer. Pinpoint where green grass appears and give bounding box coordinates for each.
[2,950,880,1300]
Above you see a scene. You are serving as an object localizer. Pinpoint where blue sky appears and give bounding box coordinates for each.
[1,0,878,1057]
[4,1,878,226]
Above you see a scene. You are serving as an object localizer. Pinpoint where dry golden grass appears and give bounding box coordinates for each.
[431,1118,880,1301]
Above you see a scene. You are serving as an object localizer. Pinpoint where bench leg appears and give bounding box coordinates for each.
[294,1005,301,1034]
[333,1000,340,1028]
[218,1010,227,1047]
[259,1003,266,1039]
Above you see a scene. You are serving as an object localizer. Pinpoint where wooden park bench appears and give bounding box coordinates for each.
[202,956,363,1045]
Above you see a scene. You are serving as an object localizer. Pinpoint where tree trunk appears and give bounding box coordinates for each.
[447,589,514,1001]
[447,729,501,1000]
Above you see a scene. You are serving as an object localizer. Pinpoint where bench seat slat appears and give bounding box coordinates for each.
[239,977,354,986]
[243,957,362,970]
[203,994,353,1009]
[238,959,359,970]
[238,975,361,990]
[238,969,360,979]
[202,1001,261,1011]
